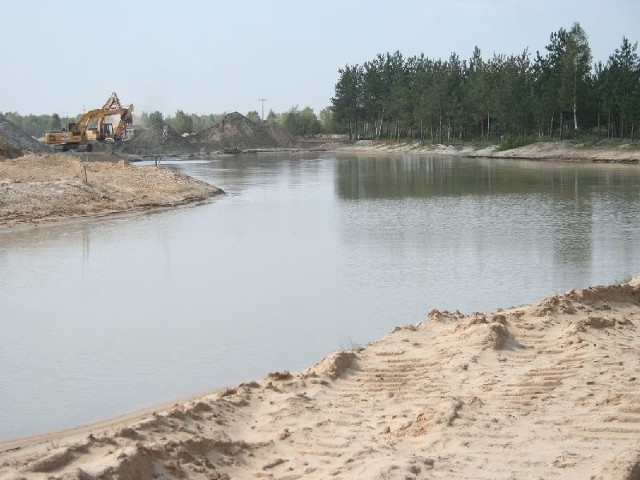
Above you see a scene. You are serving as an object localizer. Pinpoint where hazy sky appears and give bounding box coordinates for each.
[1,0,638,117]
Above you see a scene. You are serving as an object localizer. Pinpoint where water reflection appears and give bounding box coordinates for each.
[334,155,640,285]
[335,155,640,199]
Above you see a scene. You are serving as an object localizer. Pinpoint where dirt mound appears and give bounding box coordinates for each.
[595,443,640,480]
[121,123,192,155]
[263,121,297,148]
[304,350,356,379]
[451,313,515,350]
[193,112,296,152]
[566,282,640,306]
[119,113,297,155]
[0,115,47,158]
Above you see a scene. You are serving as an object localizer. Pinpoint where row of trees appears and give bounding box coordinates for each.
[1,106,332,140]
[140,110,224,134]
[0,112,75,138]
[331,23,640,143]
[146,106,330,138]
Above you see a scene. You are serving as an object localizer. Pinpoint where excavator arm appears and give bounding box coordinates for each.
[71,109,106,134]
[113,104,134,140]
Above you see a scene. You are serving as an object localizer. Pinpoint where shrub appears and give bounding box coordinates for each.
[498,135,535,151]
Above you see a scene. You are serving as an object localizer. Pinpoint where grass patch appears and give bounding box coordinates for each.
[614,274,634,285]
[340,338,364,350]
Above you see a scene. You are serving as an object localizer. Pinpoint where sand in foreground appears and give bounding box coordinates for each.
[1,277,640,479]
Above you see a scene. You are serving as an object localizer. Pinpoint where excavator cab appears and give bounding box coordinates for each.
[102,123,115,142]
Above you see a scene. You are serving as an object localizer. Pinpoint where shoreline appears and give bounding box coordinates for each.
[333,139,640,163]
[1,276,639,479]
[2,140,638,231]
[123,138,640,165]
[0,194,219,234]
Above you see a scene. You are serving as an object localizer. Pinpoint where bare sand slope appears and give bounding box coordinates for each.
[0,153,222,229]
[341,140,640,163]
[1,276,639,479]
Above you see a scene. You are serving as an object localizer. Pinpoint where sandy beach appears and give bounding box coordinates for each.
[1,275,639,479]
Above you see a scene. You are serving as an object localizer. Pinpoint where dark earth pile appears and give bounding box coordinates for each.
[121,123,192,155]
[262,121,297,149]
[192,112,297,152]
[0,115,47,159]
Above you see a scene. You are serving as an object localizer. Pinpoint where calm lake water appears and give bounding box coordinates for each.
[1,152,639,440]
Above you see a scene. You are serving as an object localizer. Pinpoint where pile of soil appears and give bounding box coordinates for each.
[121,123,192,155]
[0,115,47,159]
[192,112,297,152]
[263,121,297,149]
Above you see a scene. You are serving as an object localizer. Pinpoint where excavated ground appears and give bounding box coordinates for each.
[190,112,295,152]
[0,153,222,229]
[0,116,46,159]
[121,113,298,156]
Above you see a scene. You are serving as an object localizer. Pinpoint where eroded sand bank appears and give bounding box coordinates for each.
[1,276,639,479]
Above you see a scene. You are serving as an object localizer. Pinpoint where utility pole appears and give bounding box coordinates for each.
[258,98,267,121]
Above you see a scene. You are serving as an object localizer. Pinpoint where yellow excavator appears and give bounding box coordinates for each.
[44,92,134,151]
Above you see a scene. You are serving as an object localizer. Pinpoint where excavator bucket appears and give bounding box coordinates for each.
[101,92,123,111]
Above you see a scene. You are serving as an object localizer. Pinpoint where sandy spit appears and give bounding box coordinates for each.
[0,153,223,230]
[1,276,639,479]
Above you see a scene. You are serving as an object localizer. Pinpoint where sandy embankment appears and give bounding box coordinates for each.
[338,139,640,163]
[0,153,223,229]
[1,277,639,479]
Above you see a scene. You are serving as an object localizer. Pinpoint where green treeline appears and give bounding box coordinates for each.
[331,23,640,144]
[4,22,637,144]
[0,106,329,140]
[160,106,326,137]
[159,106,326,137]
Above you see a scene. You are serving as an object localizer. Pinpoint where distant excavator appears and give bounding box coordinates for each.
[44,92,134,151]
